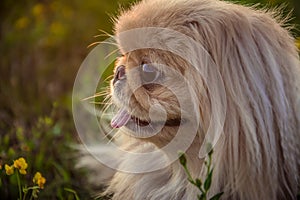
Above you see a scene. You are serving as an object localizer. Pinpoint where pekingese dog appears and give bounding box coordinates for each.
[79,0,300,199]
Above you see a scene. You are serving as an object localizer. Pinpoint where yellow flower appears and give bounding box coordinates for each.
[32,3,44,18]
[19,169,27,175]
[15,17,29,30]
[37,177,46,189]
[13,157,28,174]
[5,164,14,175]
[33,172,42,182]
[33,172,46,189]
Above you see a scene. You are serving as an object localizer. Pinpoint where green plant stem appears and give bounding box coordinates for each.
[207,155,212,175]
[26,186,40,200]
[198,185,205,195]
[16,171,22,200]
[183,165,205,194]
[183,165,193,183]
[22,190,27,200]
[64,188,80,200]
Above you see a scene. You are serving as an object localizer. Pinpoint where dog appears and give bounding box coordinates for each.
[78,0,300,199]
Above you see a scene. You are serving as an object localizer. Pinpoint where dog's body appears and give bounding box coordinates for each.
[79,0,300,199]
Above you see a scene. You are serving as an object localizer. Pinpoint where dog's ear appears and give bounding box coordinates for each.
[184,6,300,199]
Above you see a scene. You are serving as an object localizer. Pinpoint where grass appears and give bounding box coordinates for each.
[0,103,93,199]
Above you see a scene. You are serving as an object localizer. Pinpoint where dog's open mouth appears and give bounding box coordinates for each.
[111,108,181,129]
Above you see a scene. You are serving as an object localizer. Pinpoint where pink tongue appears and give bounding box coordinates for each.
[111,108,131,128]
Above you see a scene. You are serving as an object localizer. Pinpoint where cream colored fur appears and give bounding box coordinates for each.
[80,0,300,199]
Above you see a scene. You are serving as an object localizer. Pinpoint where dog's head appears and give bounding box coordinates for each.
[109,0,236,148]
[109,0,300,154]
[109,4,213,147]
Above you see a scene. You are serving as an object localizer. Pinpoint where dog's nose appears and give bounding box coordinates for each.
[113,65,126,84]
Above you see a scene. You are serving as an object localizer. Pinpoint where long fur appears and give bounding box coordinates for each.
[80,0,300,199]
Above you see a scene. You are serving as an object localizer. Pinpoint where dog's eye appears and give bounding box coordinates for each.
[141,63,160,83]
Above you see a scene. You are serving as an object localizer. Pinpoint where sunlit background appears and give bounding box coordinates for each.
[0,0,299,199]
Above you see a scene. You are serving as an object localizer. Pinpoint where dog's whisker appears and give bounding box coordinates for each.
[101,101,113,111]
[102,101,115,115]
[94,34,113,38]
[81,93,110,101]
[96,41,119,47]
[103,127,118,141]
[102,96,113,104]
[101,105,114,115]
[106,129,122,144]
[102,95,112,105]
[105,48,121,59]
[97,29,114,38]
[87,41,119,49]
[89,101,112,105]
[96,89,110,96]
[102,75,114,82]
[94,91,110,97]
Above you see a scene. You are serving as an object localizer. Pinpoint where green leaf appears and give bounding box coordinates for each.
[178,152,187,166]
[64,188,80,200]
[195,178,202,188]
[209,192,224,200]
[188,177,194,184]
[204,169,213,191]
[206,143,213,156]
[23,187,28,193]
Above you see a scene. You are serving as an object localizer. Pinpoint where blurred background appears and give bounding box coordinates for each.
[0,0,299,199]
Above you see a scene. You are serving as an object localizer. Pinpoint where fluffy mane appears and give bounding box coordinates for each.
[78,0,300,199]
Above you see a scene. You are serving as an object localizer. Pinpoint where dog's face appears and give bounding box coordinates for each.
[110,48,201,145]
[109,1,214,147]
